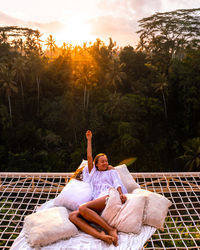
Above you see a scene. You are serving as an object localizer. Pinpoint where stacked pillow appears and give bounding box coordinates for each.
[101,186,172,234]
[24,207,78,247]
[24,161,172,248]
[24,162,144,248]
[115,164,141,192]
[114,164,172,232]
[133,188,172,231]
[101,188,146,234]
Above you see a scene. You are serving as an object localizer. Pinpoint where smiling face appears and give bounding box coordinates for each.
[95,154,109,171]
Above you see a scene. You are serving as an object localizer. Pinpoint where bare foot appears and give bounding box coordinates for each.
[108,228,118,246]
[99,231,114,245]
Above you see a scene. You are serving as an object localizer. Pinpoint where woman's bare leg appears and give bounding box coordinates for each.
[78,196,118,246]
[69,211,114,245]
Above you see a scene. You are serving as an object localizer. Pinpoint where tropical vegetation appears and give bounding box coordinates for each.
[0,8,200,173]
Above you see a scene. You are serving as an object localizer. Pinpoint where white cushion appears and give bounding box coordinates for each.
[115,164,140,193]
[133,189,172,231]
[24,207,78,247]
[78,159,88,169]
[101,188,147,234]
[54,178,92,211]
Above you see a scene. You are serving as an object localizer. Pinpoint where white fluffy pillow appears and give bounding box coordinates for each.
[54,178,92,211]
[24,207,78,247]
[101,188,147,234]
[133,189,172,231]
[115,164,140,193]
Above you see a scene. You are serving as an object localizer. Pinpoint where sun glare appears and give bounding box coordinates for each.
[54,17,95,46]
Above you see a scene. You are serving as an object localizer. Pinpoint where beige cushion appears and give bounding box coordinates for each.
[133,189,172,231]
[24,207,78,247]
[101,188,147,234]
[115,164,140,193]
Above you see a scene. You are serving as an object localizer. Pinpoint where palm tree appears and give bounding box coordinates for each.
[74,63,97,110]
[0,31,8,44]
[12,39,19,50]
[108,37,117,57]
[17,38,24,55]
[153,73,168,121]
[45,35,57,58]
[105,93,125,117]
[105,58,126,93]
[27,55,44,115]
[12,56,26,110]
[179,137,200,171]
[0,64,18,124]
[24,30,37,55]
[61,42,67,55]
[35,30,43,55]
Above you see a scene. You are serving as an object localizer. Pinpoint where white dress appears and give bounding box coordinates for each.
[83,165,127,200]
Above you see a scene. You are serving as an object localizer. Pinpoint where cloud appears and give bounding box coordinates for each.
[160,0,200,12]
[98,0,162,20]
[1,0,197,47]
[128,0,162,17]
[89,15,138,46]
[90,0,199,47]
[0,11,64,34]
[0,11,24,26]
[93,0,163,46]
[34,21,64,33]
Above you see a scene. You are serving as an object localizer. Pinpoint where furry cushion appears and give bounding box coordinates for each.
[54,178,92,211]
[115,164,140,193]
[24,207,78,247]
[101,188,147,234]
[133,188,172,231]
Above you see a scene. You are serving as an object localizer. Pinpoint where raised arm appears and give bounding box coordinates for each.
[86,130,93,173]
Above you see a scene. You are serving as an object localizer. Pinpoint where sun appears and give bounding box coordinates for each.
[54,17,95,46]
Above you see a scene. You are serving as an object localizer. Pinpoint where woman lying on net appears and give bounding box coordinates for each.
[69,130,127,246]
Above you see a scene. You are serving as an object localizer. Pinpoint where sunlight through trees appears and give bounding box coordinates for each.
[0,8,200,172]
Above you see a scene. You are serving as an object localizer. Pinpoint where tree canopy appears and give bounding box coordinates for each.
[137,8,200,74]
[0,8,200,173]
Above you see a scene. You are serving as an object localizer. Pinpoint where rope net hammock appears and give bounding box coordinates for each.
[0,172,200,249]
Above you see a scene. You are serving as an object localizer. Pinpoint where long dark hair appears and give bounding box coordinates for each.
[94,153,108,169]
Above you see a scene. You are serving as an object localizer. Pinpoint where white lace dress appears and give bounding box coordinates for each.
[83,165,127,200]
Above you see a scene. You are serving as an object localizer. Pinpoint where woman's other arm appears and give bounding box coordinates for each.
[110,170,127,204]
[86,130,93,173]
[107,165,115,170]
[117,187,127,204]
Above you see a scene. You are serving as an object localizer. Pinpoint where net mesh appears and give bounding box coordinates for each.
[0,172,200,249]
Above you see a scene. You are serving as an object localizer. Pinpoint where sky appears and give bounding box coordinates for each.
[0,0,199,47]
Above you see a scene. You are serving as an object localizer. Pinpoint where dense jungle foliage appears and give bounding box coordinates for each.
[0,8,200,173]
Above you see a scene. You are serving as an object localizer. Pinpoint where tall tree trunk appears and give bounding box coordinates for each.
[162,90,167,121]
[8,94,12,125]
[73,127,77,145]
[36,76,40,115]
[86,89,89,110]
[20,78,25,111]
[84,85,87,110]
